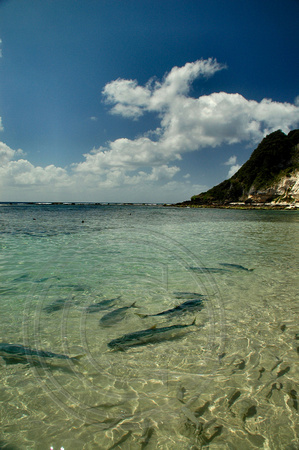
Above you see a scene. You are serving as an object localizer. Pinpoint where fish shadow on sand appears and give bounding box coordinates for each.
[99,302,138,327]
[0,343,84,373]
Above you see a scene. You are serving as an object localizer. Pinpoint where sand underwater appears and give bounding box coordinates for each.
[0,203,298,449]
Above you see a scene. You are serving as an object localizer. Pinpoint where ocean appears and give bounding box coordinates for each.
[0,203,298,449]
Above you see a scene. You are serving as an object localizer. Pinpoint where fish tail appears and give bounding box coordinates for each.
[135,313,148,318]
[70,354,85,364]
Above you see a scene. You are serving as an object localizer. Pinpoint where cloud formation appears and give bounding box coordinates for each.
[0,143,69,188]
[1,58,299,201]
[74,59,299,188]
[103,58,224,119]
[224,155,242,177]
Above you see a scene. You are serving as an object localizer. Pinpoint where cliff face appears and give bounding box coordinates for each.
[183,129,299,208]
[246,169,299,204]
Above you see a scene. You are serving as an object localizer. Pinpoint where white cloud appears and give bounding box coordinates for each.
[0,117,4,132]
[2,58,299,202]
[0,141,181,201]
[224,155,241,178]
[102,58,225,119]
[97,62,299,178]
[103,78,151,119]
[76,78,299,186]
[224,155,237,165]
[0,142,70,193]
[227,164,241,178]
[0,158,70,187]
[0,141,23,164]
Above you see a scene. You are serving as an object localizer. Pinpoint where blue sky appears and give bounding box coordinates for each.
[1,0,299,203]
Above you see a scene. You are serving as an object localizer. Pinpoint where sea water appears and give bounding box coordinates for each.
[0,204,298,449]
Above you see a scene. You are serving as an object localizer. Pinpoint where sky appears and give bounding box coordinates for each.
[0,0,299,203]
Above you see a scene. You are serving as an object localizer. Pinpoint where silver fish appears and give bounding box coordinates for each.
[43,298,71,313]
[137,298,204,318]
[107,319,197,350]
[0,343,83,364]
[173,291,205,299]
[188,266,231,273]
[219,263,254,271]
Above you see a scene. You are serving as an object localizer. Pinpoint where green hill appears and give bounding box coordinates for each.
[179,129,299,207]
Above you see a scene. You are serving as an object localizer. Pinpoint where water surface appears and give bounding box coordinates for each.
[0,204,298,449]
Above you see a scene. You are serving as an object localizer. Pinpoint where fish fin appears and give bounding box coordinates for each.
[113,345,126,352]
[130,302,138,308]
[135,313,148,318]
[191,318,196,326]
[70,354,85,364]
[150,324,157,330]
[2,356,30,365]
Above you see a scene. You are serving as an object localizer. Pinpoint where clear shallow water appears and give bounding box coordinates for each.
[0,204,298,449]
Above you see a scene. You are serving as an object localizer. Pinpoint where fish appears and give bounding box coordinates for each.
[173,291,206,299]
[99,302,137,326]
[177,384,186,403]
[0,439,18,450]
[85,297,120,313]
[136,298,204,318]
[140,425,155,449]
[276,366,290,378]
[34,276,60,283]
[258,367,265,380]
[0,343,84,364]
[58,283,86,291]
[242,405,257,422]
[219,263,254,271]
[289,389,298,411]
[227,390,241,408]
[194,401,210,418]
[43,298,71,313]
[266,382,283,399]
[188,266,231,273]
[107,431,132,450]
[107,319,197,350]
[13,273,31,282]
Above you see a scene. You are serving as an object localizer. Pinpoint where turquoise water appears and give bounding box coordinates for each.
[0,204,298,449]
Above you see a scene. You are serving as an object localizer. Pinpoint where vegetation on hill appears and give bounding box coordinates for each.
[187,129,299,206]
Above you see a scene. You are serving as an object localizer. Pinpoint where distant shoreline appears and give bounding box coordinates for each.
[169,202,299,210]
[0,201,298,210]
[0,202,164,207]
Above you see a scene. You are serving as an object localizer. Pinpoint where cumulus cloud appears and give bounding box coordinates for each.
[0,141,23,164]
[102,58,225,119]
[103,78,151,119]
[224,155,237,166]
[0,142,70,194]
[75,60,299,189]
[227,164,241,178]
[2,58,299,201]
[224,155,242,178]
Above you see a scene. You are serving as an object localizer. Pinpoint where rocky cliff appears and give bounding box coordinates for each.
[176,129,299,209]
